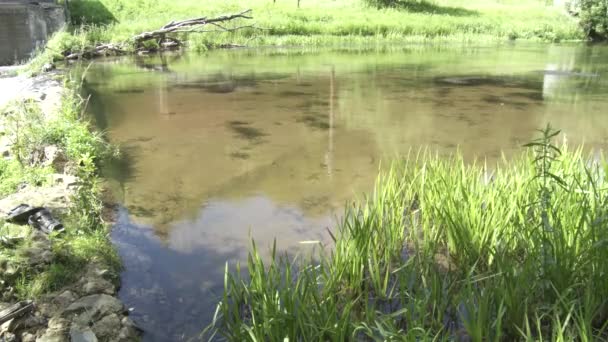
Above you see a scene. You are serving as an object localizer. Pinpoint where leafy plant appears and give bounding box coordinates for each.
[578,0,608,41]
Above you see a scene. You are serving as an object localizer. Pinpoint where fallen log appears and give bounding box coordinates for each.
[63,10,254,60]
[130,9,254,47]
[65,43,126,60]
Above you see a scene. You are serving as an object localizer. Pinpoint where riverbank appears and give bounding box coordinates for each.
[0,72,140,341]
[27,0,583,70]
[207,127,608,340]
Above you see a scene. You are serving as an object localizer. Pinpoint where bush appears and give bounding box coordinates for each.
[362,0,401,9]
[578,0,608,40]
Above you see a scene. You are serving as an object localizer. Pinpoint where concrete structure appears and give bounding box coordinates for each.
[0,0,67,65]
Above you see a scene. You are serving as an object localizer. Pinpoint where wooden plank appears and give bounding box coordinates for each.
[0,301,34,325]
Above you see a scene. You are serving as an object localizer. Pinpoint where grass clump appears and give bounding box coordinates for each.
[207,125,608,341]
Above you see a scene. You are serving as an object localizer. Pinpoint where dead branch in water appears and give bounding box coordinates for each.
[65,43,126,60]
[130,9,253,47]
[63,10,254,60]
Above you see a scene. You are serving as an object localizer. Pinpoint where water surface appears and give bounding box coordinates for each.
[85,44,608,341]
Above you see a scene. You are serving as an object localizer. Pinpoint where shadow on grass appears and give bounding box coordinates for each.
[394,0,479,16]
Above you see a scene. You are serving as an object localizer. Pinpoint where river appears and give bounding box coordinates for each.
[83,43,608,341]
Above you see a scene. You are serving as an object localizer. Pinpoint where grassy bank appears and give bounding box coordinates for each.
[207,127,608,341]
[0,75,120,299]
[30,0,582,67]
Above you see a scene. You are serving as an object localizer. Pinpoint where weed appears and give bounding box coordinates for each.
[207,128,608,340]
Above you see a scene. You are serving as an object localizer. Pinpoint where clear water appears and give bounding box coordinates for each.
[84,43,608,341]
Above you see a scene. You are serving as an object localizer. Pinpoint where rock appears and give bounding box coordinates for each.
[81,278,115,296]
[21,332,36,342]
[23,246,53,268]
[0,331,17,342]
[6,314,46,333]
[46,317,70,332]
[62,295,124,326]
[116,325,138,342]
[0,185,71,218]
[91,314,120,340]
[52,291,76,308]
[69,326,98,342]
[41,63,56,73]
[36,327,68,342]
[43,145,67,172]
[120,317,140,332]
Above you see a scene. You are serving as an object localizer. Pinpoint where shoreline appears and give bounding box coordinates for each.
[0,72,140,341]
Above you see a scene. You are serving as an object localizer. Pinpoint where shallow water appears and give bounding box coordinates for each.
[84,44,608,341]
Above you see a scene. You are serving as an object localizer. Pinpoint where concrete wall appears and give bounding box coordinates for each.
[0,1,66,65]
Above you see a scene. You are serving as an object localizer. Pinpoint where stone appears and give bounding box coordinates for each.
[91,314,120,340]
[0,332,16,342]
[116,325,138,342]
[7,315,46,332]
[81,278,115,296]
[23,246,53,268]
[41,63,56,73]
[35,328,68,342]
[52,291,76,308]
[46,317,70,332]
[42,145,67,172]
[69,326,98,342]
[62,295,124,326]
[21,332,36,342]
[120,317,140,332]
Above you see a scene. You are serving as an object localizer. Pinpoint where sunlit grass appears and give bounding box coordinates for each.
[54,0,583,58]
[207,126,608,340]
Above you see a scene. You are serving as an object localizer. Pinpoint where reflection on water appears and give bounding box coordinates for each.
[84,44,608,341]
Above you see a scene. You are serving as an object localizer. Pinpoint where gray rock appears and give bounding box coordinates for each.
[53,291,76,308]
[69,326,98,342]
[23,246,53,268]
[0,331,17,342]
[120,317,140,332]
[6,315,46,332]
[92,314,120,340]
[62,295,124,326]
[116,325,138,342]
[36,328,68,342]
[21,332,36,342]
[81,278,115,296]
[43,145,67,172]
[46,317,70,332]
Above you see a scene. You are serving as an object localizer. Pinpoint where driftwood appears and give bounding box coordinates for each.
[64,10,254,60]
[131,9,254,45]
[65,43,126,60]
[0,301,35,325]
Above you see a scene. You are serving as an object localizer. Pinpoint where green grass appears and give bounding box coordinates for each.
[206,126,608,341]
[0,76,121,299]
[40,0,583,60]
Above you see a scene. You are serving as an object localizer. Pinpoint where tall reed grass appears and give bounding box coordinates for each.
[206,126,608,341]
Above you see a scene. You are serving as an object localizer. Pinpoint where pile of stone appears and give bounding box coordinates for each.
[0,238,141,342]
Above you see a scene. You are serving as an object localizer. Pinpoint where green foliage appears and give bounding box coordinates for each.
[362,0,400,9]
[579,0,608,41]
[208,129,608,340]
[69,0,118,26]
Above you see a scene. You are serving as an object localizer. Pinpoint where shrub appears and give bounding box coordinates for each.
[578,0,608,40]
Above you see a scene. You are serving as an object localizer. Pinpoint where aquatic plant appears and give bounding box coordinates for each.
[206,126,608,340]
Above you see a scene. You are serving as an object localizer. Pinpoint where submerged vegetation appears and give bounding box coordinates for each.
[208,126,608,340]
